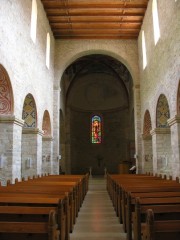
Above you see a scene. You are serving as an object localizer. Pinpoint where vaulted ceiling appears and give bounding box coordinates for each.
[41,0,149,39]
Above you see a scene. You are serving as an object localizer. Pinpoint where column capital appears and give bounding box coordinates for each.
[0,115,24,127]
[150,127,170,136]
[42,135,54,141]
[141,134,152,140]
[22,128,44,136]
[167,115,180,126]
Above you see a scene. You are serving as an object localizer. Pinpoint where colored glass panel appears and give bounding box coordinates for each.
[92,115,101,144]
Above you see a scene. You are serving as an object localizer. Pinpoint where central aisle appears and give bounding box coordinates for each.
[70,176,126,240]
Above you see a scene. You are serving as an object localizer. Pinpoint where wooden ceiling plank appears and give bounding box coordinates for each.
[40,0,149,40]
[41,0,148,9]
[51,22,141,30]
[55,35,138,40]
[53,30,140,35]
[46,8,146,17]
[47,10,145,18]
[48,16,143,23]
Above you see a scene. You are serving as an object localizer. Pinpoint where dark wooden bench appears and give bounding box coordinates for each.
[107,174,180,240]
[0,196,66,240]
[133,197,180,240]
[0,174,88,238]
[0,185,75,238]
[125,189,180,240]
[0,209,60,240]
[120,182,180,228]
[142,209,180,240]
[107,174,167,219]
[13,180,80,216]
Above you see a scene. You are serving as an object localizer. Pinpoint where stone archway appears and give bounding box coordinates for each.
[151,94,172,176]
[0,64,14,114]
[167,80,180,179]
[0,64,18,184]
[42,110,52,174]
[60,54,135,174]
[21,93,41,179]
[22,93,37,128]
[142,110,153,173]
[53,42,142,173]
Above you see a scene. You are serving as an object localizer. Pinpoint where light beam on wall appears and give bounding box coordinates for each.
[152,0,160,45]
[46,33,51,69]
[30,0,37,43]
[142,31,147,69]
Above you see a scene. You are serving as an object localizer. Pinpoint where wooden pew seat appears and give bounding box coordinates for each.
[142,209,180,240]
[0,209,60,240]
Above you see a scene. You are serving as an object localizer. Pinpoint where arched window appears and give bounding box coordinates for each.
[30,0,37,43]
[46,33,50,69]
[22,93,37,128]
[142,30,147,69]
[156,94,170,128]
[91,115,102,144]
[143,110,152,136]
[152,0,160,45]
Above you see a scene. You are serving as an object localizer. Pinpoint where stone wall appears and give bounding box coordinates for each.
[0,0,56,180]
[54,39,141,173]
[138,0,180,177]
[139,0,180,123]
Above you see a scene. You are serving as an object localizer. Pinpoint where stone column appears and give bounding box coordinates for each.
[168,115,180,179]
[142,134,153,173]
[53,87,60,174]
[133,85,142,173]
[150,128,171,176]
[42,136,53,175]
[21,128,43,179]
[0,115,24,185]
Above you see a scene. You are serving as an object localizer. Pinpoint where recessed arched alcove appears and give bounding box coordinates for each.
[155,94,172,176]
[60,54,135,175]
[21,93,38,179]
[42,110,52,175]
[142,110,153,173]
[22,93,37,128]
[42,110,51,136]
[0,64,14,115]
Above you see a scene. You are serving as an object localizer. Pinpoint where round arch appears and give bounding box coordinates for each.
[0,64,14,114]
[42,110,51,136]
[22,93,37,128]
[143,110,152,136]
[156,94,170,128]
[55,41,139,88]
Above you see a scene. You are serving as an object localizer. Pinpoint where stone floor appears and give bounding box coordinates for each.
[70,176,126,240]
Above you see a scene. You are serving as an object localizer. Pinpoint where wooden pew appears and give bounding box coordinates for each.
[120,181,180,227]
[125,188,180,240]
[13,180,80,215]
[107,174,180,240]
[0,196,66,240]
[0,209,60,240]
[107,174,164,217]
[133,197,180,240]
[142,209,180,240]
[0,174,88,239]
[119,179,180,222]
[41,174,89,200]
[10,181,79,221]
[0,185,73,237]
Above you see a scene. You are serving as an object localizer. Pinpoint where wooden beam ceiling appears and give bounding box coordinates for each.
[41,0,149,39]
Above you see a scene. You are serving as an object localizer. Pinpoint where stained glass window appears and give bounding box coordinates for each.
[91,115,102,144]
